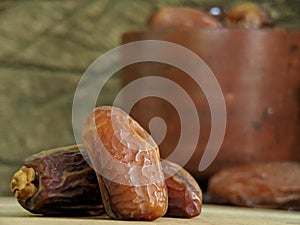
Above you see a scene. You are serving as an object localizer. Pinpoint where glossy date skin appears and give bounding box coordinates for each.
[82,106,168,221]
[208,162,300,210]
[162,160,202,218]
[10,145,104,216]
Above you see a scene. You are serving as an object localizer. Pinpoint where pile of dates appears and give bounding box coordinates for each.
[11,106,300,221]
[147,2,273,30]
[10,106,202,220]
[10,3,300,220]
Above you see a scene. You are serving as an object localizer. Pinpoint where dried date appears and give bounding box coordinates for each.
[82,106,168,220]
[148,7,222,29]
[208,161,300,210]
[10,145,104,216]
[162,160,202,218]
[224,2,273,28]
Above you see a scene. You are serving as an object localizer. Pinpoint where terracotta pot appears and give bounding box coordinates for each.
[121,29,300,182]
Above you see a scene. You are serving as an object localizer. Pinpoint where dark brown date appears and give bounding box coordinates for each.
[162,160,202,218]
[148,7,222,29]
[82,106,168,220]
[10,145,104,216]
[208,161,300,210]
[225,2,273,28]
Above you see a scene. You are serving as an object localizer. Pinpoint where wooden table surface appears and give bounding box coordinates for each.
[0,197,299,225]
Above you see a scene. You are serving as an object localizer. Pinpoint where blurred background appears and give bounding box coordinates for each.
[0,0,299,196]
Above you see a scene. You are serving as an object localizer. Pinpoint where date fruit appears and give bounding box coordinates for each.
[10,145,104,216]
[148,7,222,29]
[208,161,300,210]
[162,160,202,218]
[82,106,168,220]
[225,2,273,28]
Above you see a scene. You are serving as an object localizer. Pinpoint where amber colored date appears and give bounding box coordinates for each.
[162,160,202,218]
[208,161,300,210]
[148,7,222,29]
[82,106,168,220]
[224,2,273,28]
[10,145,104,216]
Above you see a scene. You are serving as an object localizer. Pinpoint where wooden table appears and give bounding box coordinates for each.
[0,197,299,225]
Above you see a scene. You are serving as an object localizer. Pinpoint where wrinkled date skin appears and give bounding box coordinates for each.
[162,160,202,218]
[10,145,104,216]
[148,7,222,29]
[208,162,300,210]
[82,106,168,220]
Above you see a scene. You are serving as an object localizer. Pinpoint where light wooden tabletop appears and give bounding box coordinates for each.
[0,197,299,225]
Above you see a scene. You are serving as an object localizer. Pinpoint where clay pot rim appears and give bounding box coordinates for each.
[122,28,300,37]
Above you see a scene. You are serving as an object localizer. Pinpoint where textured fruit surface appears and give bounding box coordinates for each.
[208,161,300,210]
[10,145,104,216]
[82,106,168,220]
[162,160,202,218]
